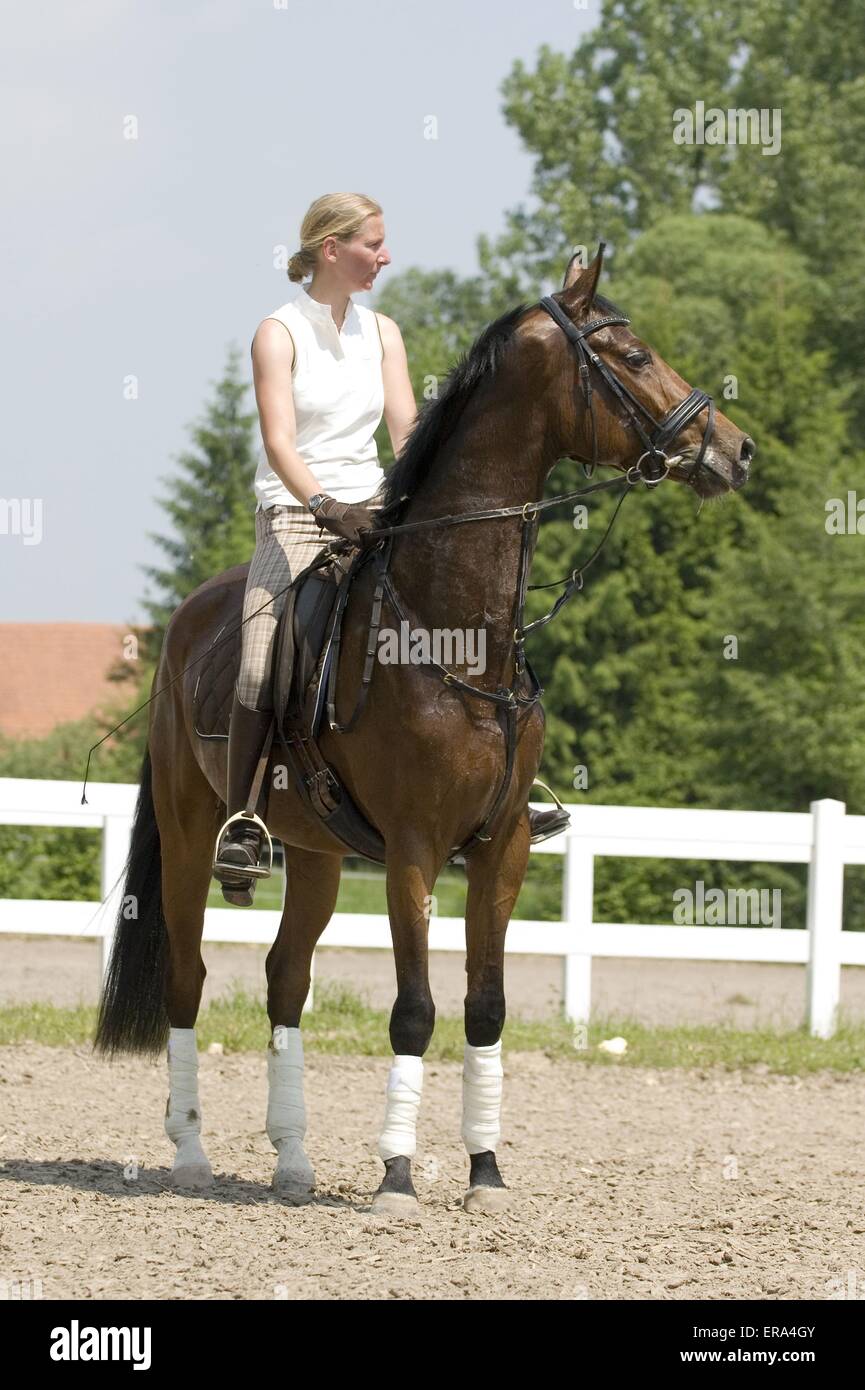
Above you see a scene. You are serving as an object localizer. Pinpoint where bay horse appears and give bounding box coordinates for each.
[94,246,753,1213]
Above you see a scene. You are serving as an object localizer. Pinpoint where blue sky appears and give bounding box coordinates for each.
[1,0,594,622]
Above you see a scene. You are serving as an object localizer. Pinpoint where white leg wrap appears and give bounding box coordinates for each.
[164,1027,209,1170]
[266,1025,314,1188]
[461,1040,503,1155]
[377,1055,424,1161]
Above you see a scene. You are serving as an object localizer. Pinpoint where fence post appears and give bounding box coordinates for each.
[563,834,593,1023]
[806,798,846,1039]
[99,813,133,983]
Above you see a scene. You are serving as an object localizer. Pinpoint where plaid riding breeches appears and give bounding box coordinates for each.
[236,483,387,710]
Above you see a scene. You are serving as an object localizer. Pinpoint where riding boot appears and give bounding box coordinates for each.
[528,779,571,844]
[212,692,275,907]
[528,805,571,844]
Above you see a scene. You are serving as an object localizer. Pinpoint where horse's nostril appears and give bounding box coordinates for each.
[740,436,756,465]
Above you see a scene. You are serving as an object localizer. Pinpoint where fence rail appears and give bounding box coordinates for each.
[0,778,862,1037]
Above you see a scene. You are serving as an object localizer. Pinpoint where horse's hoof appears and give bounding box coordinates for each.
[170,1163,214,1190]
[369,1190,421,1217]
[463,1184,509,1214]
[272,1174,315,1203]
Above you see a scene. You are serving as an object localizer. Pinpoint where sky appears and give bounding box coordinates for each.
[1,0,595,624]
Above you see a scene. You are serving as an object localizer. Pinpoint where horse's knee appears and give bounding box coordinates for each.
[465,986,505,1046]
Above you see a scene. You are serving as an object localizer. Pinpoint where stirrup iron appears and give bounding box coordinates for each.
[531,777,567,814]
[212,810,274,880]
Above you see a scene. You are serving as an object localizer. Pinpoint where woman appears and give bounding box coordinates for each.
[212,192,568,904]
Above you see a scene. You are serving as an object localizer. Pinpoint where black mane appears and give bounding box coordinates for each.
[381,302,529,509]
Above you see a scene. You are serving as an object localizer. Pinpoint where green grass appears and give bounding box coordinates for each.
[2,984,865,1072]
[205,858,565,918]
[206,864,473,915]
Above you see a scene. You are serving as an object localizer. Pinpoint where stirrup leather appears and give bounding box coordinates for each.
[212,810,274,880]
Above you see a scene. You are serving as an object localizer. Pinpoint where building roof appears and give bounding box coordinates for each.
[0,623,137,738]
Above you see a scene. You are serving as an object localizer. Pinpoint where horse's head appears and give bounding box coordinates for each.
[536,244,754,498]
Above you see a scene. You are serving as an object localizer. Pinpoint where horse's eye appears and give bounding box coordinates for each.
[626,351,651,368]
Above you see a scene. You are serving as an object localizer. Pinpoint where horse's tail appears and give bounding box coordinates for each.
[94,746,169,1058]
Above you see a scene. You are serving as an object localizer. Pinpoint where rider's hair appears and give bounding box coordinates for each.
[287,194,383,283]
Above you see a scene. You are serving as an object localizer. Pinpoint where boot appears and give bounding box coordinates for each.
[528,779,570,844]
[529,806,571,843]
[212,692,275,907]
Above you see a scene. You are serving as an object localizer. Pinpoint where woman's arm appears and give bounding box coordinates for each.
[251,319,322,506]
[376,313,418,460]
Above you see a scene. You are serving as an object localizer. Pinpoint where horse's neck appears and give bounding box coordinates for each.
[387,415,552,686]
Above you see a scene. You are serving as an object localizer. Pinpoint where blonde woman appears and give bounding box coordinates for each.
[212,193,568,904]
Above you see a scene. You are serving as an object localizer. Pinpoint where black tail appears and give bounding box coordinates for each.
[94,747,169,1057]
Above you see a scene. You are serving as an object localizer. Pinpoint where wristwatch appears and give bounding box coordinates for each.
[307,493,328,515]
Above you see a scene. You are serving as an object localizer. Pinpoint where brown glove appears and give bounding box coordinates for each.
[313,495,377,545]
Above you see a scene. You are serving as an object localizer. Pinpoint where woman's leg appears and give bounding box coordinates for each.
[213,505,330,903]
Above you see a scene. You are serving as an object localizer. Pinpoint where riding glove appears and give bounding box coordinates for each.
[313,495,378,544]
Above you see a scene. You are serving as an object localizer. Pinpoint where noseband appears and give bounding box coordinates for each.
[538,296,716,483]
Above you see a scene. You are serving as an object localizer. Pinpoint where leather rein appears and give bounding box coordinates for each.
[318,297,717,848]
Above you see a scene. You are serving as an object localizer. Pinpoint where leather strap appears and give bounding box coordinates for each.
[243,717,275,819]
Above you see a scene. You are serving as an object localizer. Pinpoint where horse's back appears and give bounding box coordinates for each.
[160,563,249,679]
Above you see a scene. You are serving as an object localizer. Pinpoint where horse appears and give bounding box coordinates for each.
[94,245,753,1214]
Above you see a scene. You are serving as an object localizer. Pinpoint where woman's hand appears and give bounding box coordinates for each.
[313,496,378,544]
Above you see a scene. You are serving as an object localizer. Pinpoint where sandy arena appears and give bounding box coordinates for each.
[1,938,864,1300]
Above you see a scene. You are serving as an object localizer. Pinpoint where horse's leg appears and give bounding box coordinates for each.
[265,845,342,1200]
[460,813,532,1213]
[371,838,441,1215]
[151,727,221,1190]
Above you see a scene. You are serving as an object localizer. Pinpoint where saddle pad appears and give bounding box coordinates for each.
[193,622,239,739]
[193,555,346,740]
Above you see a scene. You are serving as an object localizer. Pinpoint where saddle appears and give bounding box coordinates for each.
[194,512,532,864]
[194,539,395,863]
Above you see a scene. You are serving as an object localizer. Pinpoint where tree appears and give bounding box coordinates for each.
[141,344,260,659]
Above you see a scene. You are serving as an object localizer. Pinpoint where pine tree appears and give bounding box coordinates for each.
[141,344,260,660]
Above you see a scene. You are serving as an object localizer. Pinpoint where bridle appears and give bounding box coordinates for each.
[539,295,716,483]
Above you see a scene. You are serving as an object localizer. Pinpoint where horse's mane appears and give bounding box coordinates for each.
[380,289,631,510]
[593,292,629,320]
[381,301,529,509]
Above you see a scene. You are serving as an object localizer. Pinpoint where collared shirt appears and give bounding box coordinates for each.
[253,284,385,508]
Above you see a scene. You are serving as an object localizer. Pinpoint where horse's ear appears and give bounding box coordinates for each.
[561,241,606,304]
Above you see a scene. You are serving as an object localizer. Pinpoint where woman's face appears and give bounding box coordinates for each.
[330,214,391,291]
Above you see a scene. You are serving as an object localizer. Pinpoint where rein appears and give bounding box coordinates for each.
[337,461,657,730]
[82,289,713,844]
[347,290,718,723]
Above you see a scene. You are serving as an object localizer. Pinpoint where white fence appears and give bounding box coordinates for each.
[0,778,863,1037]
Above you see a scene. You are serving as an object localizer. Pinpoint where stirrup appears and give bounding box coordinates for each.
[531,777,567,815]
[212,810,274,881]
[530,778,570,844]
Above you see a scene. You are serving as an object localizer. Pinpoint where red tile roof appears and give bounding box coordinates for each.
[0,624,138,738]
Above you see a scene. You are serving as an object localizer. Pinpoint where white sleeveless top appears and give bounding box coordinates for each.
[253,285,386,508]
